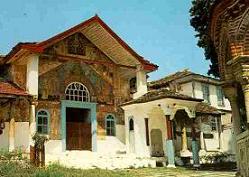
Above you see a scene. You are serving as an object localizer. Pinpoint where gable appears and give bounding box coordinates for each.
[4,15,157,71]
[44,32,113,64]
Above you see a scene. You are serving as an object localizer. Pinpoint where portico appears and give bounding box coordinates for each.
[122,88,203,167]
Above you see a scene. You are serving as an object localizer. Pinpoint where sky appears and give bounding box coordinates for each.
[0,0,211,81]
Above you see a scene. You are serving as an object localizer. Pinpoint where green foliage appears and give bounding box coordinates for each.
[32,133,48,149]
[0,161,132,177]
[201,152,235,164]
[0,148,23,160]
[190,0,219,77]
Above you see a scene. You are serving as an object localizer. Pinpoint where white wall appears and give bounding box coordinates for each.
[15,122,29,152]
[179,82,193,97]
[191,81,231,111]
[97,125,126,155]
[124,104,168,158]
[0,122,9,150]
[0,122,29,152]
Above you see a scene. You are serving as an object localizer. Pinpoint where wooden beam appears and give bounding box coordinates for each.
[41,53,137,69]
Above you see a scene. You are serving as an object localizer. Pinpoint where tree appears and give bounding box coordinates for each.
[190,0,219,77]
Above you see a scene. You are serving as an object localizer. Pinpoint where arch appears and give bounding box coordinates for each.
[105,114,116,136]
[65,82,90,102]
[36,109,50,134]
[129,118,134,131]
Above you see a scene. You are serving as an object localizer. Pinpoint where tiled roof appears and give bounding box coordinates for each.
[148,69,221,88]
[148,69,193,88]
[196,102,221,115]
[0,79,29,96]
[121,88,203,106]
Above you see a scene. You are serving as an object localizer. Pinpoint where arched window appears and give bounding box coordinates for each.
[129,118,134,131]
[36,109,50,134]
[65,82,90,102]
[106,114,116,136]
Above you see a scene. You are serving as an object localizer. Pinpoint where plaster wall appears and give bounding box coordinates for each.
[26,54,39,96]
[0,122,29,151]
[14,122,29,152]
[179,82,193,97]
[191,81,231,111]
[0,122,9,149]
[124,103,168,158]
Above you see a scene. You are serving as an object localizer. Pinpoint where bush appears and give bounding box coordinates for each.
[201,152,235,164]
[0,148,23,160]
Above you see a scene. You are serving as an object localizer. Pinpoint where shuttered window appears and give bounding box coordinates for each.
[216,86,224,106]
[202,84,210,104]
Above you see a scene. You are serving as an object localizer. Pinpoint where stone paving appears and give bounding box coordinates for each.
[129,167,236,177]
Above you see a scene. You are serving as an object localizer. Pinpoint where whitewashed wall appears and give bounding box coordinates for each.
[0,122,29,151]
[14,122,29,152]
[0,122,9,150]
[124,104,168,157]
[97,125,126,155]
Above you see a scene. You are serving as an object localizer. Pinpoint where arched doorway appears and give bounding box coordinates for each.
[61,82,97,151]
[173,109,192,157]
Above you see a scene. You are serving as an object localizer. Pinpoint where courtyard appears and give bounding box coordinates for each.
[0,161,236,177]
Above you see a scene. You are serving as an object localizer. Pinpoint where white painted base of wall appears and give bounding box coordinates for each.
[45,151,156,169]
[0,122,29,152]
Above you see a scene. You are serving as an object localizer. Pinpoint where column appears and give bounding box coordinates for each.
[199,117,206,155]
[242,84,249,123]
[26,54,39,97]
[9,118,15,151]
[29,102,36,148]
[223,85,241,169]
[223,86,241,135]
[165,115,176,168]
[181,126,188,152]
[199,132,206,154]
[191,122,200,167]
[133,66,148,99]
[180,125,191,157]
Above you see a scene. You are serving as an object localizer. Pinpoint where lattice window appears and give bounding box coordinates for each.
[36,109,50,134]
[65,82,90,102]
[106,114,116,136]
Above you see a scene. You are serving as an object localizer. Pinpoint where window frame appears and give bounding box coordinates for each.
[209,116,219,132]
[105,114,116,136]
[202,84,210,104]
[36,109,50,135]
[216,86,225,107]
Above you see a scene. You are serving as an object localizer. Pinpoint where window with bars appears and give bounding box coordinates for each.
[65,82,90,102]
[36,109,49,134]
[106,114,116,136]
[202,84,210,104]
[216,86,224,106]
